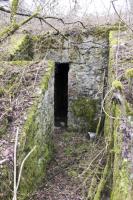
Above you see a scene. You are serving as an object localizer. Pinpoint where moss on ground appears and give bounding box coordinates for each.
[8,60,33,66]
[0,87,5,97]
[64,141,89,157]
[0,118,8,136]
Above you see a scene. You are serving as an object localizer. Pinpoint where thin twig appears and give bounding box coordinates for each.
[16,146,36,190]
[0,6,87,29]
[79,148,105,178]
[13,127,19,200]
[115,21,121,77]
[111,0,133,32]
[0,159,8,165]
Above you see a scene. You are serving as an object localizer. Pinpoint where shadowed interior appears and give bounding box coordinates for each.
[54,63,69,127]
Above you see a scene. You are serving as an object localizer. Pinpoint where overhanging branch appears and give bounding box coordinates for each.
[111,0,133,32]
[0,6,87,29]
[0,12,38,43]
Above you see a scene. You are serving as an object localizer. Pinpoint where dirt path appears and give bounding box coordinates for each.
[30,129,105,200]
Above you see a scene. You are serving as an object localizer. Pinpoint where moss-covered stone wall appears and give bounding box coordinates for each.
[0,60,55,200]
[95,30,133,200]
[69,97,99,132]
[17,61,54,200]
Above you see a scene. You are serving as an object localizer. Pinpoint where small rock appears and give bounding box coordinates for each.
[87,132,96,141]
[60,122,65,127]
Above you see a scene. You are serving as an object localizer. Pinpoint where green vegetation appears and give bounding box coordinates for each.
[10,0,19,24]
[8,60,32,66]
[72,98,99,131]
[0,118,8,136]
[109,30,118,46]
[64,142,89,156]
[112,80,123,91]
[125,68,133,78]
[125,102,133,116]
[0,58,55,199]
[0,87,5,97]
[110,104,132,200]
[0,24,19,41]
[0,22,132,200]
[10,34,33,61]
[91,24,126,39]
[34,34,62,60]
[17,60,54,199]
[94,29,132,200]
[93,29,132,200]
[18,103,54,199]
[40,60,55,93]
[91,26,110,39]
[68,169,78,178]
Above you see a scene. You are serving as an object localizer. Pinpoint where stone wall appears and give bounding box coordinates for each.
[100,30,133,200]
[0,28,109,132]
[0,60,55,199]
[33,30,109,132]
[18,63,55,199]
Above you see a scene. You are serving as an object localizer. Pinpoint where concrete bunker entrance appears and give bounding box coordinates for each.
[54,62,69,127]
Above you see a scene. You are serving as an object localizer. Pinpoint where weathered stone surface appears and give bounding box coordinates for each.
[103,30,133,200]
[33,31,108,132]
[18,68,54,199]
[0,60,55,199]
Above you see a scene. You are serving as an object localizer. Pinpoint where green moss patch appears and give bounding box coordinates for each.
[10,34,33,61]
[112,80,123,91]
[125,68,133,78]
[0,118,8,136]
[18,104,54,200]
[0,87,5,97]
[71,98,99,131]
[109,105,132,200]
[0,34,32,61]
[41,60,55,93]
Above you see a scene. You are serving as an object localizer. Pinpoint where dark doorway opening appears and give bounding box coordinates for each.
[54,63,69,127]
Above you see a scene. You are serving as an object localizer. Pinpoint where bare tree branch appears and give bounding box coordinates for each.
[111,0,133,32]
[0,6,87,29]
[0,12,38,43]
